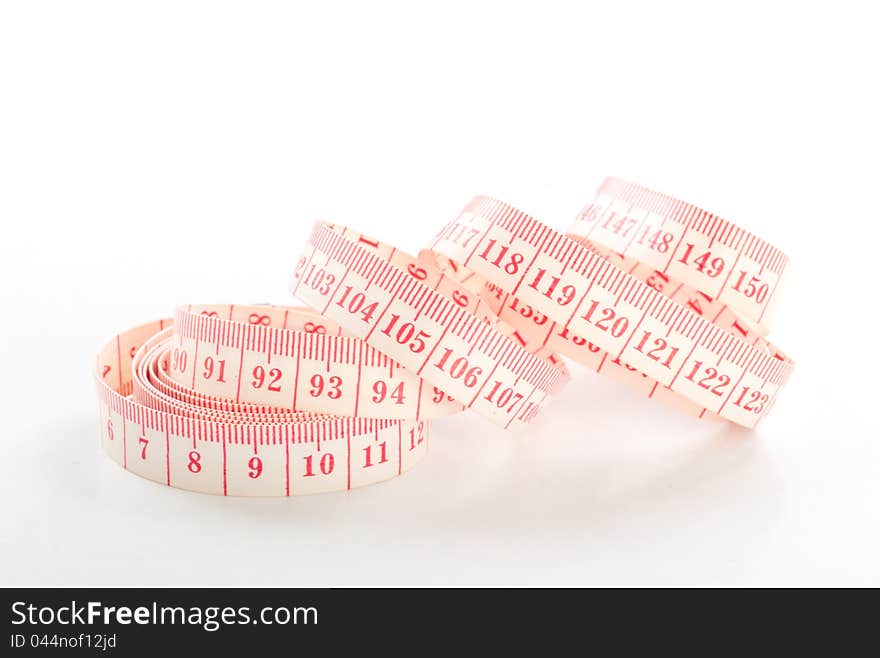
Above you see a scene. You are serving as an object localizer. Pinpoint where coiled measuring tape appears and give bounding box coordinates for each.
[95,179,793,495]
[96,309,432,496]
[430,179,793,428]
[96,236,569,495]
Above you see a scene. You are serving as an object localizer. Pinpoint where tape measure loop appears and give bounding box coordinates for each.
[430,190,793,429]
[95,179,793,496]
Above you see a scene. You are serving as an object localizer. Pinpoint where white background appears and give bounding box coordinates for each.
[1,1,878,586]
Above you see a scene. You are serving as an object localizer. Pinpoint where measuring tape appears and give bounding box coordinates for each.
[167,304,462,420]
[290,222,569,430]
[95,180,793,495]
[571,178,788,336]
[96,311,430,496]
[430,180,793,428]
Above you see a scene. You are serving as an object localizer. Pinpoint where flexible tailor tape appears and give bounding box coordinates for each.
[95,181,793,496]
[167,304,462,420]
[570,178,789,336]
[430,194,793,429]
[95,313,430,496]
[290,223,570,432]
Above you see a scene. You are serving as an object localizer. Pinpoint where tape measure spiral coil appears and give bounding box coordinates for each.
[94,179,794,497]
[430,187,792,428]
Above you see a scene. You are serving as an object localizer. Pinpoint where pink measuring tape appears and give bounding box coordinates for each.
[95,179,793,495]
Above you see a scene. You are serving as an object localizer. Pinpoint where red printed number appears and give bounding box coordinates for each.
[171,348,187,373]
[433,349,482,387]
[732,271,769,303]
[372,380,405,404]
[409,423,426,450]
[363,442,388,468]
[732,386,769,414]
[441,222,480,248]
[684,361,731,396]
[300,265,336,296]
[678,244,725,278]
[379,315,430,353]
[527,269,576,306]
[478,239,524,275]
[633,331,679,368]
[601,213,638,238]
[303,453,335,477]
[582,300,630,338]
[483,381,524,413]
[202,357,227,383]
[635,227,674,253]
[309,374,342,399]
[335,286,379,323]
[187,450,202,474]
[432,387,454,403]
[252,365,282,392]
